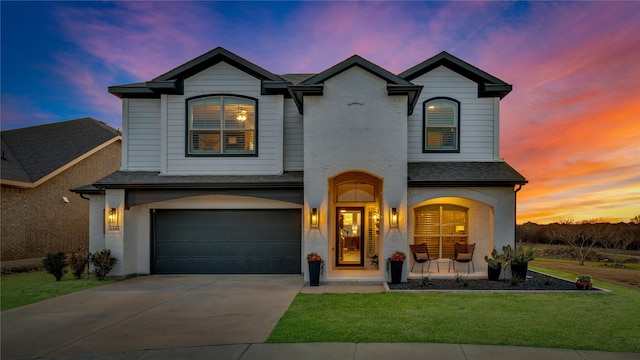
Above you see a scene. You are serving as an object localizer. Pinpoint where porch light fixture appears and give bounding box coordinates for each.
[310,208,319,227]
[108,208,119,227]
[390,207,398,227]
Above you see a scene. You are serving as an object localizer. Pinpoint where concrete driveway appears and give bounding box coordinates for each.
[1,275,303,359]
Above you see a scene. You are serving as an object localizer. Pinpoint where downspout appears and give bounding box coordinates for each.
[514,184,523,247]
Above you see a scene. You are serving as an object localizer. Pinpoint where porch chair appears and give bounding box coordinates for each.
[410,244,439,274]
[448,243,475,273]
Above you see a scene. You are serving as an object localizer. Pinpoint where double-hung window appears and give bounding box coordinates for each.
[187,95,256,156]
[424,98,459,152]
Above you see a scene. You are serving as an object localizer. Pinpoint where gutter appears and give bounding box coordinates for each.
[514,184,523,246]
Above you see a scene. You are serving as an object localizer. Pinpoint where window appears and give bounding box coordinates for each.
[187,95,256,155]
[424,98,459,152]
[414,204,468,257]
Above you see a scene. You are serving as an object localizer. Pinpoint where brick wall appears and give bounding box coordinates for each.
[1,140,121,261]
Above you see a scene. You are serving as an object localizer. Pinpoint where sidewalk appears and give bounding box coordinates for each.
[27,342,640,360]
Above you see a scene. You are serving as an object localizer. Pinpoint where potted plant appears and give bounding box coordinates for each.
[575,274,593,289]
[306,252,323,286]
[388,251,406,284]
[503,244,534,281]
[484,248,505,281]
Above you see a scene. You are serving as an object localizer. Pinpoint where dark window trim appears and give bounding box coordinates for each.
[422,97,460,153]
[185,94,259,157]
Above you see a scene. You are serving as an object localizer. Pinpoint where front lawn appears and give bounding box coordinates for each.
[268,267,639,352]
[1,271,116,311]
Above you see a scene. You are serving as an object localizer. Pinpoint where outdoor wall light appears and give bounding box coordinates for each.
[108,208,119,227]
[310,208,319,227]
[390,207,398,227]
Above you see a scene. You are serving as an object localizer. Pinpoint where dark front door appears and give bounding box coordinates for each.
[152,209,301,274]
[336,207,364,266]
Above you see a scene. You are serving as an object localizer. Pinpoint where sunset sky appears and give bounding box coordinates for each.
[1,1,638,224]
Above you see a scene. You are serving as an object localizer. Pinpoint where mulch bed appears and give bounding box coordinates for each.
[388,270,605,291]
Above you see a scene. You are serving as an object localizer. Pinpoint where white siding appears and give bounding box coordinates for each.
[125,99,161,170]
[164,61,284,175]
[408,66,499,161]
[283,98,303,171]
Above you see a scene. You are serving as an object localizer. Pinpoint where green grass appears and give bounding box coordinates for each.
[1,270,116,311]
[268,268,640,352]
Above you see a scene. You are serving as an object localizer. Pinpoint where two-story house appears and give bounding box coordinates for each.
[88,47,526,281]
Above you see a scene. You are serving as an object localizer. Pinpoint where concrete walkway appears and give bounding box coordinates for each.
[1,276,637,360]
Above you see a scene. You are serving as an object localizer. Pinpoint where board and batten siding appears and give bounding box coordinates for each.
[283,98,303,171]
[123,98,162,171]
[408,66,500,162]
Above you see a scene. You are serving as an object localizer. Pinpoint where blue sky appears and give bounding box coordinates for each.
[1,1,639,223]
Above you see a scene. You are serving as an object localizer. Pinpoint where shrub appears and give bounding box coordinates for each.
[91,249,117,280]
[43,252,67,281]
[69,250,89,279]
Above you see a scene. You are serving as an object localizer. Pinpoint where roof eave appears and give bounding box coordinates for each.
[154,47,283,83]
[288,85,324,115]
[387,84,424,115]
[408,180,528,187]
[95,182,304,190]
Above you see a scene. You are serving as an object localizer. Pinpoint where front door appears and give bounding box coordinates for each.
[336,207,364,266]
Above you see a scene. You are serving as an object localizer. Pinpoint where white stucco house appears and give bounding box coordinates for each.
[77,47,527,282]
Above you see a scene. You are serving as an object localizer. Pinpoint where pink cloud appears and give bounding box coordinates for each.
[39,1,638,223]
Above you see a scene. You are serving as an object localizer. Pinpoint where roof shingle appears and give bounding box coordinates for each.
[1,118,121,184]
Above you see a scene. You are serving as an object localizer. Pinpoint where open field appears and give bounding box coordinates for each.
[531,259,639,290]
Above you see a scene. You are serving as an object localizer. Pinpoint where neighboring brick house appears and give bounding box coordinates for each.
[92,47,526,281]
[1,118,121,261]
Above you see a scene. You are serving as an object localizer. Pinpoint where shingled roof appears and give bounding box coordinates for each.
[408,162,527,186]
[1,118,121,187]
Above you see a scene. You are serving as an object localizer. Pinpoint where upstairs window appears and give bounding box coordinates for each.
[187,95,256,156]
[424,98,459,152]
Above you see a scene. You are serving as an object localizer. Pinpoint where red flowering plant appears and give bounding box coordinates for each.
[306,252,322,262]
[306,252,325,277]
[389,251,406,262]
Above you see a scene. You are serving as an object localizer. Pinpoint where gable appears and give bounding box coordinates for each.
[109,47,289,99]
[400,51,512,99]
[289,55,422,115]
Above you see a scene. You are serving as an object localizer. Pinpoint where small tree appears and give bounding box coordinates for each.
[91,249,117,280]
[546,221,600,266]
[43,252,67,281]
[602,223,636,266]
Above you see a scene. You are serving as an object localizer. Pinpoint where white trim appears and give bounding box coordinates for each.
[493,97,500,160]
[121,99,129,170]
[160,94,168,174]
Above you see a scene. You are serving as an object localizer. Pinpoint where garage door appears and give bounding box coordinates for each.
[152,209,301,274]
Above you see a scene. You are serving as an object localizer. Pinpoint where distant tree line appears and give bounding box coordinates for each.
[517,216,640,266]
